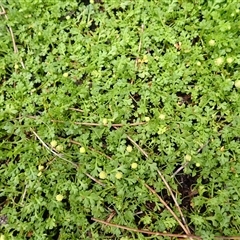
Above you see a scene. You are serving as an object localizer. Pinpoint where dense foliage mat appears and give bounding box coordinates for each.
[1,0,240,239]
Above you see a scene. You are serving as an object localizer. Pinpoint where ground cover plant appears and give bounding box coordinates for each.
[0,0,240,239]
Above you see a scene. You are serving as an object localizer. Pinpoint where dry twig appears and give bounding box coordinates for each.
[68,107,84,113]
[20,184,28,205]
[53,119,146,127]
[115,127,192,236]
[135,24,144,68]
[0,9,6,15]
[31,129,105,186]
[157,170,191,235]
[144,183,189,235]
[1,5,25,69]
[31,128,79,168]
[92,217,201,239]
[138,24,144,53]
[85,173,105,187]
[126,134,148,158]
[114,126,148,158]
[27,116,146,127]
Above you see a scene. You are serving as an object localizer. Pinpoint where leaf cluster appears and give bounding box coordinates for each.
[0,0,240,239]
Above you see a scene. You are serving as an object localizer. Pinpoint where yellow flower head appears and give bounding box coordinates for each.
[214,57,224,66]
[99,171,107,179]
[50,140,58,148]
[131,162,138,169]
[208,39,215,46]
[102,118,108,125]
[79,147,86,153]
[185,154,192,162]
[126,145,133,153]
[235,80,240,88]
[115,172,123,179]
[159,114,166,120]
[56,194,64,202]
[38,165,44,171]
[144,117,150,122]
[63,72,69,78]
[56,145,63,152]
[227,57,233,64]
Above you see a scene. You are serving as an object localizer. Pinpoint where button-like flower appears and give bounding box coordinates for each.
[235,80,240,88]
[99,171,107,179]
[38,165,44,171]
[102,118,108,125]
[214,57,224,66]
[115,172,123,179]
[79,147,86,153]
[126,145,133,153]
[63,72,69,78]
[56,194,64,202]
[144,117,150,122]
[185,154,192,162]
[208,39,215,46]
[159,114,166,120]
[50,140,58,148]
[226,57,233,64]
[131,162,138,169]
[56,145,63,152]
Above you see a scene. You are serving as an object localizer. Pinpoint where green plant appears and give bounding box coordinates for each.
[0,0,240,239]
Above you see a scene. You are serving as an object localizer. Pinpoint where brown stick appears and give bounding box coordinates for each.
[114,126,148,158]
[1,5,25,69]
[91,217,201,239]
[144,183,189,235]
[31,129,105,186]
[157,170,191,235]
[26,116,146,127]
